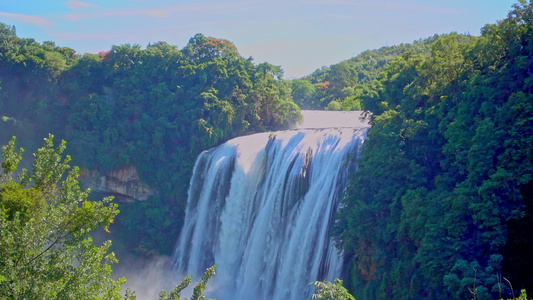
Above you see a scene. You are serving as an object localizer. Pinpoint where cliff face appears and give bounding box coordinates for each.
[79,165,158,202]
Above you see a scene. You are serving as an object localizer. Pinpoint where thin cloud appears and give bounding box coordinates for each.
[300,0,465,14]
[63,1,255,22]
[54,30,122,41]
[0,11,54,26]
[146,10,169,18]
[64,9,167,21]
[65,0,99,10]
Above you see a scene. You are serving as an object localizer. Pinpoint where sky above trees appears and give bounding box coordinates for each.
[0,0,516,78]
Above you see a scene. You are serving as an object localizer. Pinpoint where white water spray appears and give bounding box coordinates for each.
[172,111,368,300]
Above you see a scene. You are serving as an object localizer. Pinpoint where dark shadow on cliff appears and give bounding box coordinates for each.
[502,180,533,292]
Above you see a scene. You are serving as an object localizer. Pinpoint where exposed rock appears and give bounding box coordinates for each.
[79,165,158,202]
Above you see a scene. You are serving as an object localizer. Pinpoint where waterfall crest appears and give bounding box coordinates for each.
[172,127,366,300]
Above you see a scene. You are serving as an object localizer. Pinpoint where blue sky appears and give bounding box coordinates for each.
[0,0,517,78]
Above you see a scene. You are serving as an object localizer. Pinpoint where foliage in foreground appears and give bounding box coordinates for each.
[0,135,123,299]
[158,265,216,300]
[0,136,222,299]
[501,289,529,300]
[312,279,356,300]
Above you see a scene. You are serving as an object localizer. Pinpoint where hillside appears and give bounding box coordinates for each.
[333,1,533,298]
[0,26,300,255]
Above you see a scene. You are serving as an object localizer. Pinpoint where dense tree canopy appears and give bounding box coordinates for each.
[0,28,300,256]
[290,37,435,111]
[334,1,533,298]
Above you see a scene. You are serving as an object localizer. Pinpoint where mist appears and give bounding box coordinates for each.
[113,254,182,299]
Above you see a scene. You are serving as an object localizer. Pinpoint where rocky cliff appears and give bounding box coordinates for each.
[79,165,158,202]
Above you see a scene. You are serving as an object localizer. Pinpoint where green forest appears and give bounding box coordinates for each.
[330,1,533,299]
[1,0,533,299]
[0,28,300,257]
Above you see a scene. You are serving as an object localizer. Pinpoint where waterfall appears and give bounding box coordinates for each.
[172,116,367,299]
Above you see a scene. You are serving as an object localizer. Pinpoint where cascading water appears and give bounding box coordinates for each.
[172,111,368,300]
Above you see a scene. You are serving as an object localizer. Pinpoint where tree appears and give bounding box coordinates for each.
[312,279,356,300]
[291,79,317,109]
[0,135,124,299]
[159,265,217,300]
